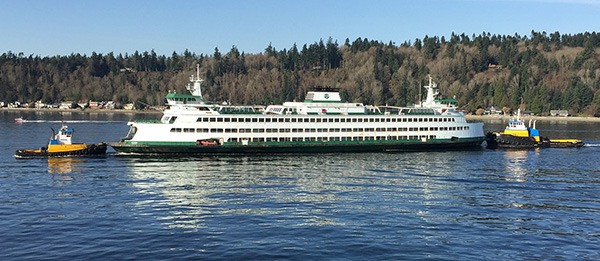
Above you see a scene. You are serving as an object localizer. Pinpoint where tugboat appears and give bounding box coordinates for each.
[15,125,107,158]
[486,109,584,149]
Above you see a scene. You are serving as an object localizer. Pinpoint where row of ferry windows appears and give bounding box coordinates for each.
[197,117,456,123]
[228,135,436,143]
[171,126,470,133]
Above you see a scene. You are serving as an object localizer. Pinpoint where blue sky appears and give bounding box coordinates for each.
[1,0,600,56]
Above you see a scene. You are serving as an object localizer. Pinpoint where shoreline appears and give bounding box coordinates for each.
[4,107,600,122]
[2,107,162,115]
[465,114,600,122]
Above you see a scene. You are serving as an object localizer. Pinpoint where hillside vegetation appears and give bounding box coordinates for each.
[1,31,600,115]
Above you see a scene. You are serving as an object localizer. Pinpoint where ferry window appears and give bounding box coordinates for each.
[231,118,237,122]
[285,118,290,122]
[244,118,250,122]
[265,118,271,123]
[224,118,231,122]
[184,128,194,133]
[217,118,223,122]
[196,118,202,122]
[169,117,177,124]
[310,118,315,123]
[170,128,182,132]
[210,128,217,133]
[209,117,216,122]
[252,118,258,123]
[258,118,265,123]
[419,127,428,131]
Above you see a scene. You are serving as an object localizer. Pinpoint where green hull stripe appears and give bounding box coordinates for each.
[115,136,484,149]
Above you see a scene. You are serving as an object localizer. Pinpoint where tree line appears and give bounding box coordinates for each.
[1,31,600,115]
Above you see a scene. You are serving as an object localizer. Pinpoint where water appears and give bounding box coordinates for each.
[2,110,600,260]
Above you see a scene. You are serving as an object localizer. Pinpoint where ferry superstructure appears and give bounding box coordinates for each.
[109,68,485,154]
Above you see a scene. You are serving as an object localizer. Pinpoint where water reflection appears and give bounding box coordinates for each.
[124,156,348,230]
[47,157,83,174]
[502,149,543,183]
[123,153,467,231]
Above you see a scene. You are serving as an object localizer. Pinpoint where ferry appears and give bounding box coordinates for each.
[15,125,107,158]
[108,67,485,154]
[485,109,584,149]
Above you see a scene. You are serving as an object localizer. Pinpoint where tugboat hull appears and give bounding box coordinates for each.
[486,132,539,149]
[15,143,107,158]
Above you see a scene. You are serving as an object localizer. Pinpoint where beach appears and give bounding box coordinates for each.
[465,114,600,123]
[2,107,162,115]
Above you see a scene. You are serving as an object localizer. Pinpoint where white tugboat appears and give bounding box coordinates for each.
[109,68,485,154]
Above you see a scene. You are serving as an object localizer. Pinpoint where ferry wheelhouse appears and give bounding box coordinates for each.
[109,68,485,154]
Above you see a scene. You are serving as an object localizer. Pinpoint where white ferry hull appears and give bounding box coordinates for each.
[109,115,485,155]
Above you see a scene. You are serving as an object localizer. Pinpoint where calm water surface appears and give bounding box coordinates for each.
[1,110,600,260]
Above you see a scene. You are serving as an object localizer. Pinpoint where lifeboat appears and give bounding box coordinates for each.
[15,125,107,158]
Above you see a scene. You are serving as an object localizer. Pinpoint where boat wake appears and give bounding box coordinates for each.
[583,143,600,147]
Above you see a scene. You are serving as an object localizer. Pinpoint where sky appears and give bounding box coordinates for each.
[1,0,600,57]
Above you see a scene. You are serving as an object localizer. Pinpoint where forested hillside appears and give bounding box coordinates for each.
[2,31,600,115]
